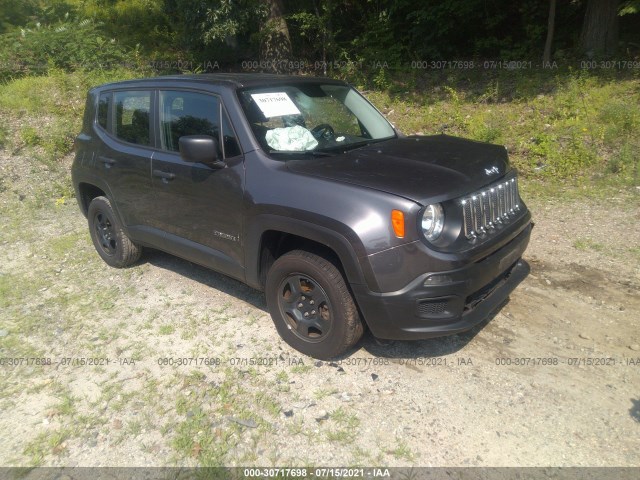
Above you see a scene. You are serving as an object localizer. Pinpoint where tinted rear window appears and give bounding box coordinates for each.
[113,90,151,146]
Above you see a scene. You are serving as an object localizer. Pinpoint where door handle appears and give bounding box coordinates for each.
[152,169,176,181]
[98,156,116,167]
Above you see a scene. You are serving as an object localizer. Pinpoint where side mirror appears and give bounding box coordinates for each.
[179,135,226,169]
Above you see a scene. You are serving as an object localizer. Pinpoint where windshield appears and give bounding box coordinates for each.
[238,83,396,154]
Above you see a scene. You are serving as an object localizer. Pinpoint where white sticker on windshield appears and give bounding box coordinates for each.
[250,92,301,118]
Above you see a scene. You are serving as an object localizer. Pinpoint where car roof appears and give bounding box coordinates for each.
[93,73,348,91]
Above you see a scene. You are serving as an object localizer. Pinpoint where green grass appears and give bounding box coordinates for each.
[0,124,7,148]
[172,407,232,466]
[313,387,338,400]
[368,68,640,187]
[126,420,143,437]
[48,231,85,257]
[170,373,242,465]
[254,391,281,417]
[290,364,312,374]
[20,126,41,147]
[0,272,31,309]
[0,68,148,193]
[23,427,76,466]
[325,407,360,444]
[0,68,143,116]
[56,393,78,416]
[573,238,606,252]
[158,324,176,335]
[388,440,415,461]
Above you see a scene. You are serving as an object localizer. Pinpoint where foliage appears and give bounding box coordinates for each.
[2,0,639,76]
[75,0,174,53]
[620,0,640,15]
[200,0,264,45]
[162,0,265,62]
[288,2,337,62]
[0,16,129,80]
[366,68,640,185]
[599,99,640,176]
[0,0,40,34]
[324,0,586,62]
[350,8,407,68]
[0,0,638,189]
[0,68,146,168]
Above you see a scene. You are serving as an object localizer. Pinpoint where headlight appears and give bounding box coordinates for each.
[421,203,444,241]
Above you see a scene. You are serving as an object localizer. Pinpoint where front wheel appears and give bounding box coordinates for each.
[87,196,141,268]
[265,250,363,359]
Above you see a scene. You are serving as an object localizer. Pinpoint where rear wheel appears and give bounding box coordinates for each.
[266,250,363,359]
[88,196,141,268]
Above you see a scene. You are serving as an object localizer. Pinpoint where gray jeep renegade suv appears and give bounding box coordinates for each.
[72,73,532,359]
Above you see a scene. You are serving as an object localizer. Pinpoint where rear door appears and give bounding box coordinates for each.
[93,89,155,227]
[149,89,245,278]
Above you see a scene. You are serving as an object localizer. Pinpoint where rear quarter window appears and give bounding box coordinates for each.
[97,92,110,130]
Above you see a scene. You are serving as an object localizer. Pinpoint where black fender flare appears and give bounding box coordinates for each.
[74,173,122,222]
[244,214,378,292]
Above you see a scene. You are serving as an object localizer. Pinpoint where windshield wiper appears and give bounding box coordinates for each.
[268,149,333,157]
[319,137,391,154]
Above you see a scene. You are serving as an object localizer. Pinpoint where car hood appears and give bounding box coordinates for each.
[285,135,511,205]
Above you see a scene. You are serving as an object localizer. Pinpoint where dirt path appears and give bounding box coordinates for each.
[0,153,638,467]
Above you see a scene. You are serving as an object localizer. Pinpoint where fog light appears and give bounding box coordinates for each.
[423,274,453,286]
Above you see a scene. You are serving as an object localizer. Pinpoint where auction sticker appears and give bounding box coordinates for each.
[251,92,301,117]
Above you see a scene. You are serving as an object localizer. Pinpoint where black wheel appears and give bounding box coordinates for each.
[87,196,141,268]
[265,250,363,359]
[311,123,335,141]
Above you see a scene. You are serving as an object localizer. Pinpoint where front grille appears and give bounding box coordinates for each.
[461,176,521,239]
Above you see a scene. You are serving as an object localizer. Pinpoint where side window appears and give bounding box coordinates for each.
[97,92,110,130]
[159,91,220,154]
[113,90,151,146]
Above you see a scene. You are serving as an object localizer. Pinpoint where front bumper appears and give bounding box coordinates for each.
[351,222,532,340]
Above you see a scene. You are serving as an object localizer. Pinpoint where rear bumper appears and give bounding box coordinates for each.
[351,223,532,340]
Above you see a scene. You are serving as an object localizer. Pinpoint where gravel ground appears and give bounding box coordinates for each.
[0,151,638,467]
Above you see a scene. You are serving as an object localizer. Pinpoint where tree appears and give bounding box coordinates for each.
[260,0,292,72]
[619,0,640,14]
[543,0,556,63]
[579,0,620,56]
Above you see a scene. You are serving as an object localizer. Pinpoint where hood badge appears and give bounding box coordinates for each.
[485,166,500,176]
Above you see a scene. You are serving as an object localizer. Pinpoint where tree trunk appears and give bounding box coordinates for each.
[543,0,556,64]
[260,0,292,73]
[313,0,327,76]
[579,0,620,57]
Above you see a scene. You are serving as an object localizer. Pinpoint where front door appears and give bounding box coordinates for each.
[150,89,245,278]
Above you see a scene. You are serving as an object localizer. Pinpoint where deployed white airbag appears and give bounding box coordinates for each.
[265,126,318,151]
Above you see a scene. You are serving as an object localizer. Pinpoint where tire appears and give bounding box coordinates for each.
[87,196,141,268]
[265,250,364,359]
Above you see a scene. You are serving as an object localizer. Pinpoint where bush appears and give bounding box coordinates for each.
[599,101,640,178]
[0,17,129,81]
